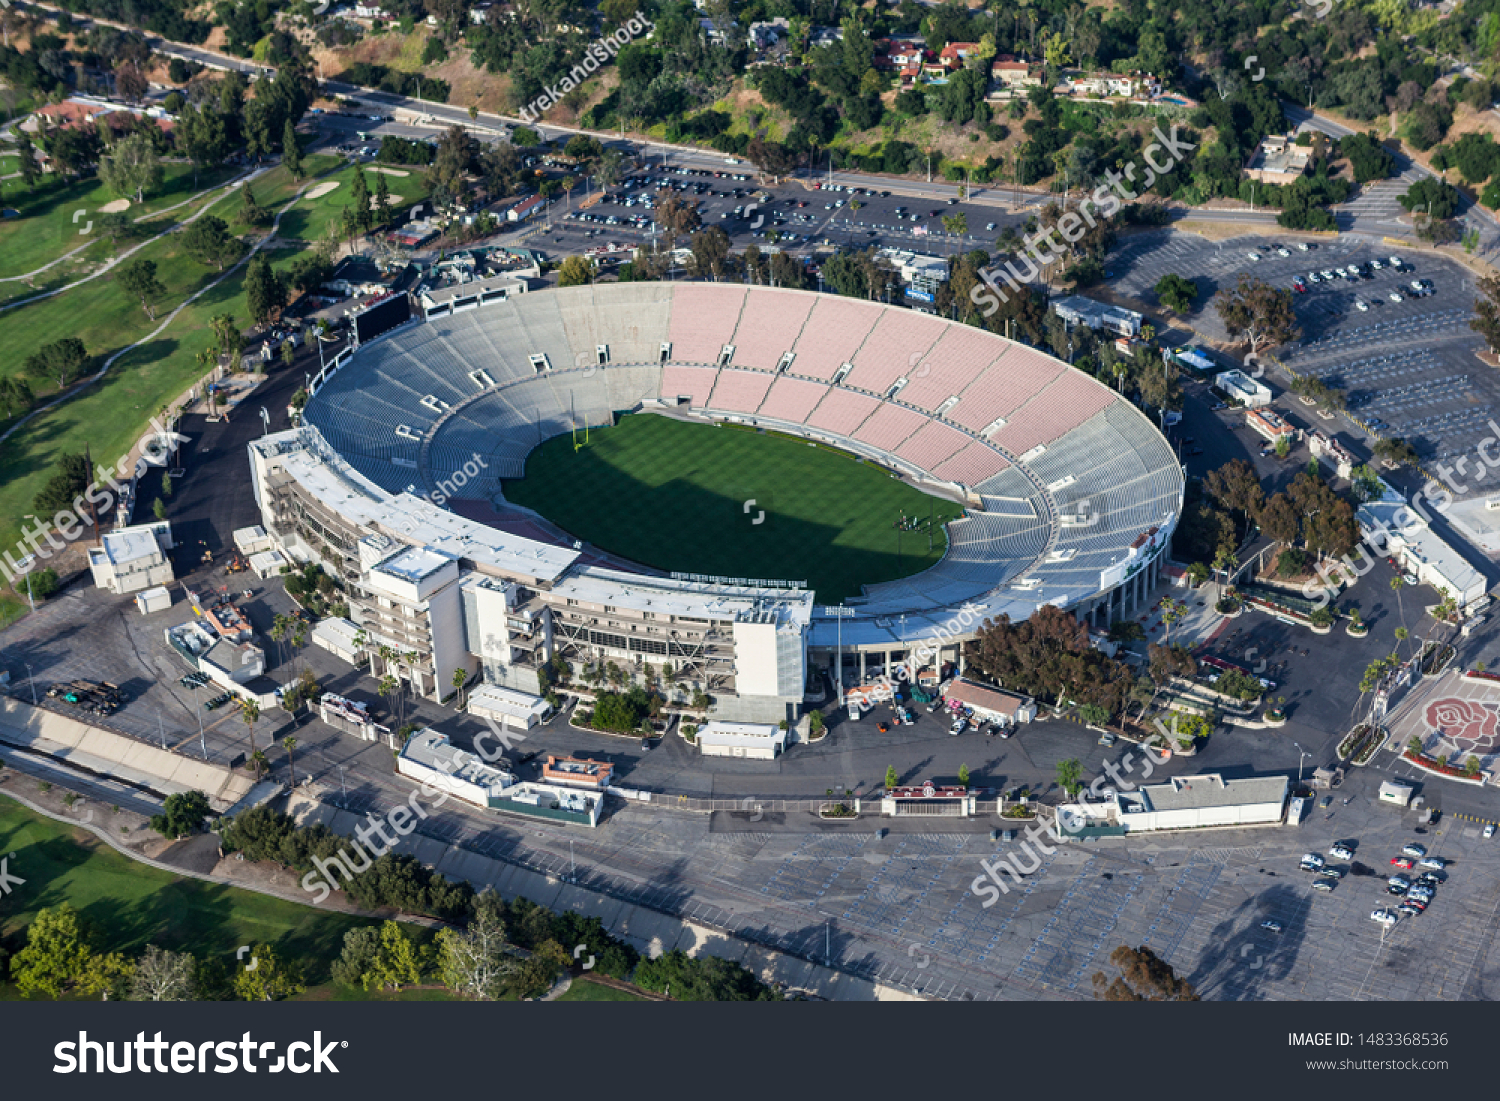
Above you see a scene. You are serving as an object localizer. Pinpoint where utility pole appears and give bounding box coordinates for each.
[84,442,99,540]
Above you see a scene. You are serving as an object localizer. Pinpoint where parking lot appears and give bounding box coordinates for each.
[537,166,1025,266]
[1112,229,1494,481]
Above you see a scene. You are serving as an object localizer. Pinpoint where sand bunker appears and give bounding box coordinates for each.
[369,166,410,177]
[97,198,131,214]
[305,181,341,200]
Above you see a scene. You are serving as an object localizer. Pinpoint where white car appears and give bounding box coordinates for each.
[1277,247,1290,257]
[1330,844,1354,860]
[1355,300,1369,311]
[1297,242,1311,251]
[1322,269,1335,279]
[1371,258,1384,269]
[1402,843,1427,858]
[1486,824,1496,839]
[1389,291,1404,302]
[1300,853,1326,870]
[1247,252,1262,261]
[1388,255,1403,268]
[1370,909,1398,927]
[1311,880,1335,893]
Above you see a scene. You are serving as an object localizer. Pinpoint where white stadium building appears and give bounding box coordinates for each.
[247,284,1183,723]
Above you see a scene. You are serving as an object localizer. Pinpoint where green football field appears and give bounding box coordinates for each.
[502,415,965,603]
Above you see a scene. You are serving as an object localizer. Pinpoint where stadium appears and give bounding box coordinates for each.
[248,283,1183,723]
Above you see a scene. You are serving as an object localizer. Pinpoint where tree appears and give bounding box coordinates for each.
[99,133,162,204]
[12,904,104,998]
[885,765,899,790]
[957,763,971,787]
[1155,273,1198,312]
[24,337,89,389]
[1399,176,1459,220]
[1055,758,1084,796]
[240,185,270,227]
[451,666,469,708]
[1093,945,1200,1000]
[364,920,422,991]
[557,254,594,287]
[210,313,243,368]
[245,252,288,324]
[437,900,518,1000]
[129,946,198,1001]
[181,215,245,271]
[282,735,299,787]
[149,790,210,839]
[152,497,167,521]
[373,172,392,227]
[240,697,261,763]
[331,926,381,988]
[15,129,40,190]
[282,117,302,179]
[233,944,305,1001]
[431,125,478,204]
[0,375,35,418]
[33,452,91,515]
[1213,275,1302,356]
[1471,273,1500,353]
[1079,702,1110,726]
[116,259,167,320]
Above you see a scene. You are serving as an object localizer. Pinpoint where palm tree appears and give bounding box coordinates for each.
[452,666,468,709]
[249,748,268,781]
[239,697,260,763]
[1390,576,1407,640]
[282,736,298,788]
[1161,597,1186,644]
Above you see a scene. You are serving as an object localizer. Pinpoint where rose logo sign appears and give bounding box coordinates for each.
[1425,697,1500,757]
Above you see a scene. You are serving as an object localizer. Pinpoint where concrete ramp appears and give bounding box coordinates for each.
[0,699,255,809]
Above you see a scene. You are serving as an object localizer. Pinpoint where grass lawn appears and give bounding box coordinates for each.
[275,160,429,244]
[0,796,376,994]
[0,155,355,593]
[503,414,963,603]
[556,979,648,1002]
[0,163,239,279]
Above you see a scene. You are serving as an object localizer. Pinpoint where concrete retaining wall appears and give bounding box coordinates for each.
[0,698,255,808]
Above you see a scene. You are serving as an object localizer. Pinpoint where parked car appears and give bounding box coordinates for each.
[1486,823,1496,839]
[1402,843,1427,858]
[1260,920,1283,933]
[1417,856,1447,870]
[1311,880,1335,893]
[1329,844,1354,860]
[1390,856,1415,869]
[1370,909,1398,926]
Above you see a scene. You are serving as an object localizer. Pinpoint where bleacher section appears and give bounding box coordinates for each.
[843,310,947,393]
[666,284,747,362]
[303,284,1182,633]
[992,371,1119,456]
[759,376,829,422]
[807,388,881,436]
[947,346,1067,434]
[708,368,776,414]
[788,296,880,379]
[898,326,1008,413]
[729,287,816,370]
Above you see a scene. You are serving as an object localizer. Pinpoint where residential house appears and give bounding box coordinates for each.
[938,41,981,69]
[1245,135,1313,185]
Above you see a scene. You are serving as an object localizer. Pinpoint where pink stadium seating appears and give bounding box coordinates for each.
[759,377,829,422]
[947,346,1068,433]
[788,297,881,379]
[932,440,1011,485]
[660,364,720,407]
[667,284,748,362]
[843,310,947,393]
[708,368,776,413]
[991,373,1118,455]
[895,419,970,472]
[898,327,1011,412]
[729,288,817,369]
[854,401,928,452]
[806,388,881,435]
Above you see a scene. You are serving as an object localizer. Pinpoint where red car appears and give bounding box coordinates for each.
[1390,857,1415,869]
